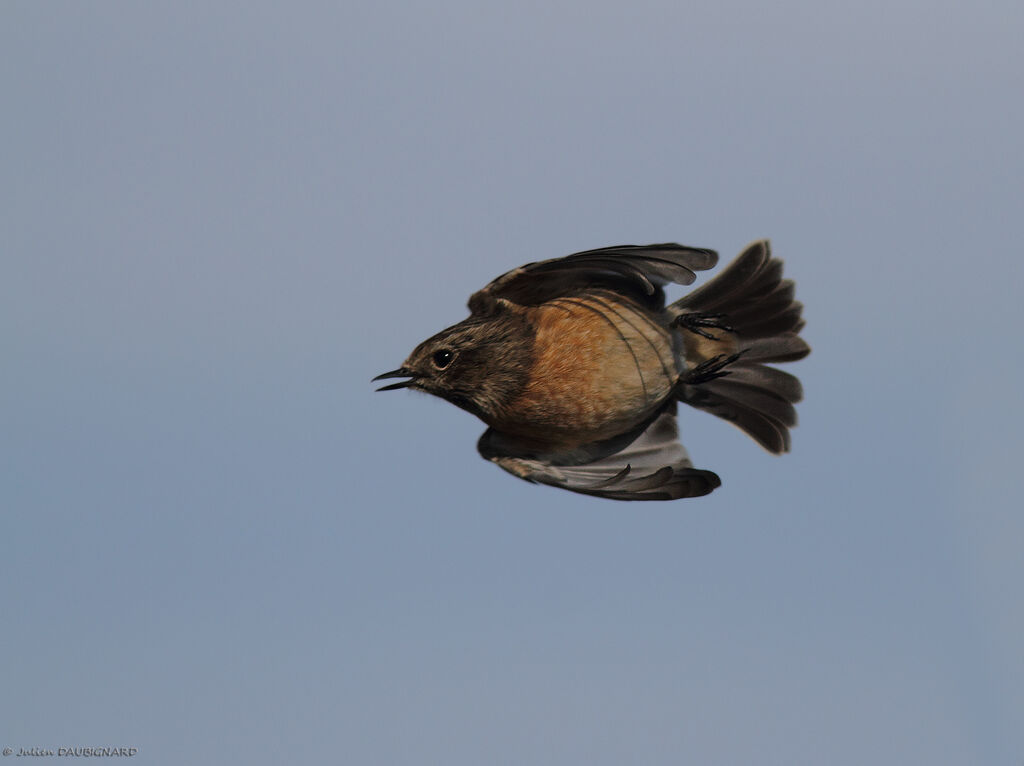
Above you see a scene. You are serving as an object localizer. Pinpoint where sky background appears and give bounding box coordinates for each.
[3,1,1022,764]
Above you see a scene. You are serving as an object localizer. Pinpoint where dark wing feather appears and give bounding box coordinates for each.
[478,409,721,501]
[470,244,718,313]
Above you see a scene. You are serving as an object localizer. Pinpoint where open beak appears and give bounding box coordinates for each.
[372,367,417,391]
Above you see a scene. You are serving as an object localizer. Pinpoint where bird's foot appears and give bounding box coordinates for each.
[672,312,734,340]
[685,351,746,385]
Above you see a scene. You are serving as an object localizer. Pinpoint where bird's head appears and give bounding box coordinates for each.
[373,313,533,422]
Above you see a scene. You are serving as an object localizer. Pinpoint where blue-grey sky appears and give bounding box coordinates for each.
[3,2,1022,764]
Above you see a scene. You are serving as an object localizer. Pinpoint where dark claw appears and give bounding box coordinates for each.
[673,312,734,340]
[685,350,747,385]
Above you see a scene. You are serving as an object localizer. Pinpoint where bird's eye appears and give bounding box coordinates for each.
[432,349,455,369]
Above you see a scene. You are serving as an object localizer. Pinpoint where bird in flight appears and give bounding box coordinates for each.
[374,240,809,500]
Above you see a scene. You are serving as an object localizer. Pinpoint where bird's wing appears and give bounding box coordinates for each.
[468,244,718,314]
[477,409,721,501]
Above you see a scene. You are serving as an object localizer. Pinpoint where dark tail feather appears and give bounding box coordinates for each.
[744,333,810,364]
[674,240,810,453]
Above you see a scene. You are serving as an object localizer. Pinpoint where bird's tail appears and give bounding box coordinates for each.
[670,240,810,453]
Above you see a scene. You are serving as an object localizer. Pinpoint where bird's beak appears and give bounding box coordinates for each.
[372,367,417,391]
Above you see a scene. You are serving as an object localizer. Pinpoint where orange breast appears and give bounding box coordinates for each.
[500,296,678,447]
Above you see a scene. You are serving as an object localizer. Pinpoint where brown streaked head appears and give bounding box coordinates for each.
[373,311,534,423]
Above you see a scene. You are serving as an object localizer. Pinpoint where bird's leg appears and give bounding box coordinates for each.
[685,351,746,385]
[672,312,734,340]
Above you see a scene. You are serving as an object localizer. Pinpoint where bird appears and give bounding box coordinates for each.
[373,240,809,501]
